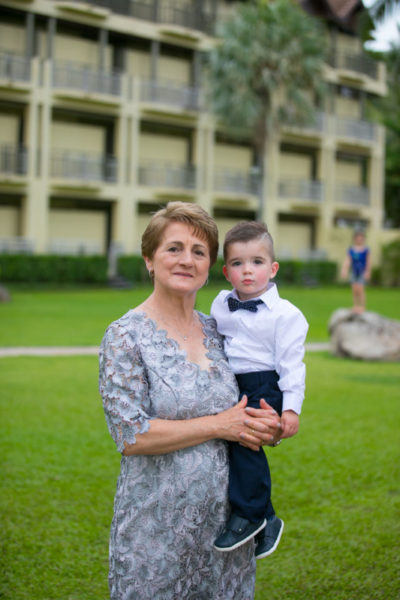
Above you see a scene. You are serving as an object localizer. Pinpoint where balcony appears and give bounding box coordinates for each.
[335,117,377,143]
[214,168,259,196]
[138,162,196,189]
[0,237,33,254]
[52,62,122,97]
[0,52,31,84]
[279,179,323,202]
[0,146,28,177]
[336,184,370,206]
[329,50,378,79]
[47,239,102,255]
[53,0,213,34]
[140,79,202,112]
[50,150,117,183]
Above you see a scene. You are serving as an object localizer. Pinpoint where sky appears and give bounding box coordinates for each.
[363,0,400,50]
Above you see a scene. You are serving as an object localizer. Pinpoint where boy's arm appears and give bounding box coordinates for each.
[275,309,308,439]
[365,249,371,281]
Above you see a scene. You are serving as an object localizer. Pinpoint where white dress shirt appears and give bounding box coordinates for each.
[210,283,309,414]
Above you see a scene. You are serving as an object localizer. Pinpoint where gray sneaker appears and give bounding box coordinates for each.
[255,516,284,559]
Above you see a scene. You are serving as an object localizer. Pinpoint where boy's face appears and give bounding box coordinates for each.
[223,238,279,301]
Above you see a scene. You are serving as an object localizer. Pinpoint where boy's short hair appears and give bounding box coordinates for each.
[223,221,275,261]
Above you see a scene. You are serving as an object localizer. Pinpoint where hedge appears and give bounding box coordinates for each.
[381,238,400,287]
[0,254,108,284]
[0,253,338,286]
[119,255,338,286]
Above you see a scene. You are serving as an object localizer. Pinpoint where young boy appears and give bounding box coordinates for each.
[211,221,308,559]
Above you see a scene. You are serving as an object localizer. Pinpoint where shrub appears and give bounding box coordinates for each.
[0,255,108,284]
[381,238,400,287]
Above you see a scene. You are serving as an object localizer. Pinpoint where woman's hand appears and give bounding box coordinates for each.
[215,396,281,452]
[240,398,282,451]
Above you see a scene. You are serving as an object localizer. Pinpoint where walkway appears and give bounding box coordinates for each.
[0,342,330,357]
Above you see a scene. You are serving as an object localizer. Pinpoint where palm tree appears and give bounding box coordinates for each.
[208,0,327,220]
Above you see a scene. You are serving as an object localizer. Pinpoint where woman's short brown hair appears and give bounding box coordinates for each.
[141,201,219,266]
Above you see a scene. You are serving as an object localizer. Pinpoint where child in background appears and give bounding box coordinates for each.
[211,221,308,559]
[341,230,371,313]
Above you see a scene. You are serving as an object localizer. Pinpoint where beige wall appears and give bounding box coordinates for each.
[49,209,106,251]
[53,34,111,68]
[337,33,361,54]
[336,160,362,185]
[51,122,105,154]
[126,50,151,78]
[159,56,191,84]
[0,23,25,54]
[279,153,312,178]
[0,206,19,236]
[0,114,19,145]
[276,222,312,258]
[335,96,361,119]
[214,144,252,170]
[139,133,188,162]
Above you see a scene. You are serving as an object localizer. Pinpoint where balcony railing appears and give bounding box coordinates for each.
[0,237,34,254]
[50,150,117,182]
[329,50,378,79]
[0,146,28,176]
[52,0,213,34]
[48,240,102,255]
[335,117,376,143]
[279,179,323,202]
[214,169,259,195]
[0,52,31,83]
[336,185,370,206]
[139,162,196,189]
[140,79,202,111]
[52,62,122,96]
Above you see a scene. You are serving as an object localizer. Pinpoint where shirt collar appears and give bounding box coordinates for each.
[224,282,280,309]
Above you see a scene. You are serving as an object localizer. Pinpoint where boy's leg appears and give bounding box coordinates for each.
[214,372,282,552]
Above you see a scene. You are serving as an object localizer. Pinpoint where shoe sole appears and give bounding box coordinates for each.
[255,519,284,559]
[214,519,266,552]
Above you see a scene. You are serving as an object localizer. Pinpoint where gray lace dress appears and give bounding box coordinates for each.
[99,310,256,600]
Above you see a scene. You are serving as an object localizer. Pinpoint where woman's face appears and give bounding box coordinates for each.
[144,221,210,295]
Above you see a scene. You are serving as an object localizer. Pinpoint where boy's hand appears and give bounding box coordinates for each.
[280,410,299,439]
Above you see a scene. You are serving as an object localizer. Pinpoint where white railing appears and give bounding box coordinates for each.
[47,240,102,255]
[0,238,34,254]
[140,79,202,111]
[0,52,31,82]
[336,185,370,206]
[52,62,122,96]
[53,0,213,33]
[0,146,28,176]
[335,117,376,142]
[139,162,196,189]
[214,169,259,195]
[279,179,323,202]
[50,150,117,182]
[330,50,378,79]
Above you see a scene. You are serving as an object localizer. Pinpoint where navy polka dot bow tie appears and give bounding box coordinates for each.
[227,297,263,313]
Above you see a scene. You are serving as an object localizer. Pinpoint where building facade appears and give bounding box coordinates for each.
[0,0,391,266]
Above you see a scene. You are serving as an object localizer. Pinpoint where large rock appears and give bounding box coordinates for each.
[329,308,400,361]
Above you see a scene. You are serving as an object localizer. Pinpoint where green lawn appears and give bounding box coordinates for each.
[1,353,400,599]
[1,284,399,346]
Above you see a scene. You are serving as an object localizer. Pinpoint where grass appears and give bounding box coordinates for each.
[1,353,400,599]
[1,285,400,598]
[1,284,400,346]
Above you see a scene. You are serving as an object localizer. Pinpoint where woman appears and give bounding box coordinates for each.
[99,202,281,599]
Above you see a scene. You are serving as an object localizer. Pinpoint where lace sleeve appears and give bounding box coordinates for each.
[99,321,151,453]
